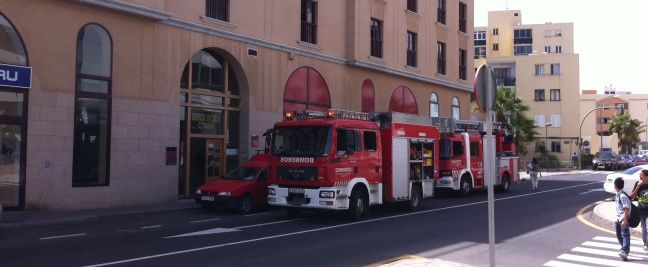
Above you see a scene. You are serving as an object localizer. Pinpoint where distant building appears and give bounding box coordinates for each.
[473,10,580,162]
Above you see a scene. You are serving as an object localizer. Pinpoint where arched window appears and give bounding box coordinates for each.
[283,66,331,112]
[0,14,27,66]
[451,96,460,120]
[389,86,418,114]
[429,93,439,118]
[361,79,375,112]
[73,24,112,187]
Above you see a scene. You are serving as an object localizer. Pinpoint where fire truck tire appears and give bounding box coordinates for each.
[459,176,472,197]
[348,187,368,220]
[408,184,423,210]
[497,174,510,193]
[237,195,253,214]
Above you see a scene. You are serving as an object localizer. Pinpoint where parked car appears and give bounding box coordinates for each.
[603,165,648,194]
[195,154,270,214]
[619,154,634,169]
[634,155,648,166]
[592,151,620,170]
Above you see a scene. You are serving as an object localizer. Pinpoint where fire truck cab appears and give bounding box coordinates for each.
[267,110,437,219]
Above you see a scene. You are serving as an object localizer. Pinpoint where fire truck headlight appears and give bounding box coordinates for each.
[218,192,231,196]
[320,191,335,198]
[268,188,276,195]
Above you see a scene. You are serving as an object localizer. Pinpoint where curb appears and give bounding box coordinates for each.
[589,200,643,239]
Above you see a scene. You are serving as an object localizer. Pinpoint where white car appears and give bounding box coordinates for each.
[603,165,648,194]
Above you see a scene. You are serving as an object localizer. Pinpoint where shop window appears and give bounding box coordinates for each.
[73,24,112,187]
[389,86,418,115]
[0,13,27,66]
[191,51,225,93]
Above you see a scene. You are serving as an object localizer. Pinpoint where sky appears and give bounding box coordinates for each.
[475,0,648,94]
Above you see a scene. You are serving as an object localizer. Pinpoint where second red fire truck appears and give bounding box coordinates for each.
[267,110,519,219]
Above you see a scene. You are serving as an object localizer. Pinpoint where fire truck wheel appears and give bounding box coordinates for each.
[348,188,368,220]
[237,195,253,214]
[408,184,423,210]
[459,176,472,197]
[497,174,510,193]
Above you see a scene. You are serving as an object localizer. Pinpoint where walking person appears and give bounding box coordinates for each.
[631,169,648,252]
[615,177,632,261]
[571,153,578,168]
[528,158,542,191]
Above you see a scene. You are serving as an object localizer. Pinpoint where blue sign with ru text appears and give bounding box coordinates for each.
[0,63,31,89]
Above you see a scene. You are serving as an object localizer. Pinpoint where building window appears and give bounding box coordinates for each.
[535,141,545,152]
[205,0,229,22]
[459,2,467,33]
[301,0,317,44]
[534,89,545,101]
[551,141,562,152]
[513,29,532,55]
[474,31,486,40]
[599,118,610,124]
[370,18,383,58]
[73,24,112,187]
[361,79,375,112]
[551,115,561,128]
[555,30,562,37]
[534,115,545,127]
[407,0,417,12]
[493,43,499,51]
[283,66,331,112]
[535,64,545,75]
[437,0,446,24]
[430,93,439,118]
[474,46,486,59]
[459,49,467,80]
[389,86,418,114]
[407,31,417,67]
[550,89,561,101]
[551,64,560,75]
[451,97,460,120]
[544,46,551,53]
[437,42,446,75]
[492,28,498,35]
[555,45,562,53]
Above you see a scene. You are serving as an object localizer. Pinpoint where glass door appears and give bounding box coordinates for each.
[206,139,223,181]
[0,91,26,210]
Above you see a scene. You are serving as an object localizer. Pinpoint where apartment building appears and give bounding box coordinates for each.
[581,91,648,154]
[474,10,580,162]
[0,0,473,210]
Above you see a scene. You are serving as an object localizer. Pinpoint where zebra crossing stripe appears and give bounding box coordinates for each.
[557,254,648,267]
[582,241,646,251]
[572,247,644,260]
[593,236,622,243]
[544,260,592,267]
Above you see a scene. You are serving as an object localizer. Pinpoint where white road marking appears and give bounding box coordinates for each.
[557,253,648,267]
[579,188,604,195]
[593,236,625,243]
[189,218,221,224]
[572,247,645,260]
[85,181,602,267]
[245,212,271,217]
[166,228,240,238]
[140,225,163,229]
[40,233,87,240]
[544,260,592,267]
[235,219,303,229]
[582,241,645,251]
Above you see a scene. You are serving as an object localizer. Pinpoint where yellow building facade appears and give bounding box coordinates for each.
[474,10,580,162]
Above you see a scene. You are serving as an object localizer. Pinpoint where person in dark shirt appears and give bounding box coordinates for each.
[631,169,648,251]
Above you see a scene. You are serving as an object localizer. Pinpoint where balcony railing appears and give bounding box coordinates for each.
[301,21,317,44]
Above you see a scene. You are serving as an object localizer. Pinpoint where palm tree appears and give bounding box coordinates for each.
[494,87,538,155]
[609,113,645,154]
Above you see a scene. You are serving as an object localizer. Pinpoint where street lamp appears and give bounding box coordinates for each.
[545,122,552,170]
[578,106,610,170]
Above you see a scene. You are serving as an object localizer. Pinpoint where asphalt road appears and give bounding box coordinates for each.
[0,172,631,267]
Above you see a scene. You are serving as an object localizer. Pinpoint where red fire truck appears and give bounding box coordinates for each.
[433,118,519,196]
[267,110,519,219]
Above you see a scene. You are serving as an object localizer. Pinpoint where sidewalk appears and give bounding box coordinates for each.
[590,199,645,239]
[518,169,579,181]
[0,199,198,229]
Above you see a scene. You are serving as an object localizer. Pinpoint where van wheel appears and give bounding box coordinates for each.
[459,176,472,197]
[237,195,253,214]
[348,188,368,220]
[408,184,423,210]
[497,174,511,193]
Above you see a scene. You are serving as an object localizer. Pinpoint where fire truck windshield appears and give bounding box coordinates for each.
[272,126,332,157]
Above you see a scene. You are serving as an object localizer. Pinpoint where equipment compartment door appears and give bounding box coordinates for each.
[392,138,409,199]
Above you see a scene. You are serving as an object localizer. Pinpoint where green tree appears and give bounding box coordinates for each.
[608,112,645,154]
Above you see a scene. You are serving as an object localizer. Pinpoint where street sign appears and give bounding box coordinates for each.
[0,63,31,89]
[474,64,496,112]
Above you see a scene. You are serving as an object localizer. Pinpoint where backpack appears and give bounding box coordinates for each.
[618,192,640,228]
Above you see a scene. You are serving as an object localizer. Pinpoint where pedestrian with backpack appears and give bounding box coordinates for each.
[528,158,541,191]
[615,177,632,261]
[630,169,648,252]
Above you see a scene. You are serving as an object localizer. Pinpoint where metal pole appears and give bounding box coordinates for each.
[545,125,549,171]
[485,69,496,267]
[578,107,607,170]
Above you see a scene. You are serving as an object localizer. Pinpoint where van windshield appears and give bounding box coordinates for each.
[272,126,332,157]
